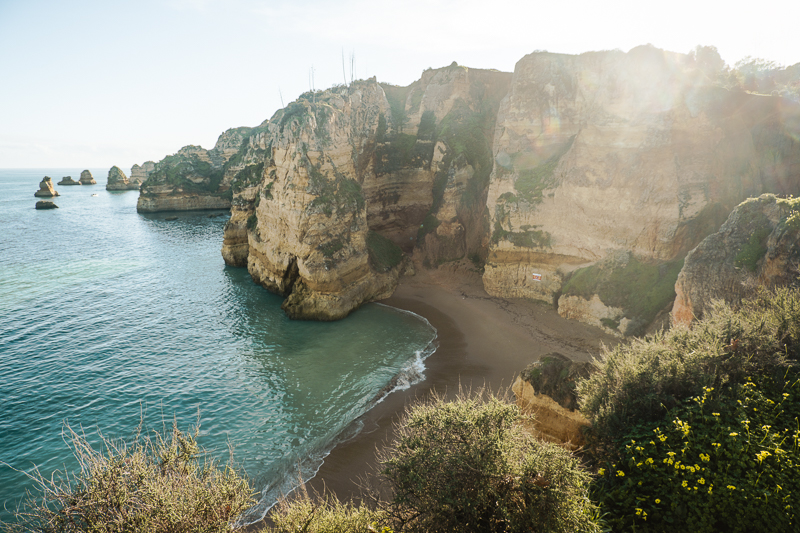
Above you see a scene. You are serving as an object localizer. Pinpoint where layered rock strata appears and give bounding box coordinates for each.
[57,176,80,185]
[79,170,96,185]
[484,46,800,334]
[34,177,59,197]
[106,166,138,191]
[672,194,800,324]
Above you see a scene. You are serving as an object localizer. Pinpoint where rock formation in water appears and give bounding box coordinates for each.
[79,170,96,185]
[130,161,156,186]
[58,176,80,185]
[106,166,138,191]
[484,46,800,335]
[35,200,58,209]
[140,45,800,325]
[34,176,59,197]
[136,128,253,212]
[672,194,800,324]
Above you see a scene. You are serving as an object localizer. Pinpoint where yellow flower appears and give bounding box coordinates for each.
[636,508,643,515]
[682,480,688,488]
[727,485,736,490]
[712,412,720,416]
[645,458,654,465]
[730,432,739,437]
[699,478,705,484]
[655,498,661,504]
[617,470,625,477]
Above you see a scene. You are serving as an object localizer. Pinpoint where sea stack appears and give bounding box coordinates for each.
[79,170,96,185]
[130,161,156,187]
[106,166,138,190]
[58,176,80,185]
[34,176,59,197]
[35,200,59,209]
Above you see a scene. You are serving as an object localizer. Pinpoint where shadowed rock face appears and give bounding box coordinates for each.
[34,177,59,197]
[58,176,80,185]
[106,166,138,191]
[35,200,58,209]
[79,170,96,185]
[672,194,800,324]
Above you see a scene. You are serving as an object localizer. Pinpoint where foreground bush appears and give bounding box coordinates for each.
[3,423,254,533]
[378,390,600,533]
[578,287,800,455]
[593,371,800,532]
[265,486,389,533]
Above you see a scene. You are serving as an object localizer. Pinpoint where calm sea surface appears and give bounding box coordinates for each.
[0,169,436,522]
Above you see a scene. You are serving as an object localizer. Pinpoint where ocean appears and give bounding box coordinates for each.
[0,169,437,523]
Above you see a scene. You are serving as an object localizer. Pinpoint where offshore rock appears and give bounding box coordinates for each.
[58,176,80,185]
[79,170,96,185]
[106,166,138,191]
[130,161,155,186]
[34,176,59,197]
[35,200,58,209]
[136,127,253,212]
[672,194,800,324]
[484,46,800,333]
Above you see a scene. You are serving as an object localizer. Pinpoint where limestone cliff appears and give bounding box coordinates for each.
[221,66,510,319]
[58,176,80,185]
[130,161,155,186]
[136,126,254,212]
[672,194,800,324]
[106,166,138,191]
[79,170,96,185]
[34,176,59,197]
[484,46,800,335]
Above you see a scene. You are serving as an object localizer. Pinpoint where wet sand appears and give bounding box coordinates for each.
[304,263,617,502]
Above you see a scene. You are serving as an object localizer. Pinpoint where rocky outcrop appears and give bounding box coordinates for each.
[484,46,800,334]
[512,353,594,449]
[58,176,80,185]
[136,127,254,213]
[106,166,138,191]
[130,161,155,186]
[220,66,510,320]
[35,200,58,209]
[79,170,96,185]
[672,194,800,324]
[34,177,59,197]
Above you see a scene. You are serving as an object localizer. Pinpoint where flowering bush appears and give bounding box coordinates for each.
[593,372,800,532]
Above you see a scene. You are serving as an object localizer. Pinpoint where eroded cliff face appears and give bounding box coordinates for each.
[484,46,800,335]
[672,194,800,324]
[136,127,254,212]
[222,66,511,319]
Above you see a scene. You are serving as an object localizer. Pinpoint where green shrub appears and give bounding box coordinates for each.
[733,226,770,272]
[578,287,800,458]
[366,231,403,272]
[593,371,800,532]
[265,486,389,533]
[3,422,254,533]
[246,213,258,231]
[378,390,600,533]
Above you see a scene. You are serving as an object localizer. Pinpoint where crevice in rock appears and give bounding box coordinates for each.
[282,256,300,295]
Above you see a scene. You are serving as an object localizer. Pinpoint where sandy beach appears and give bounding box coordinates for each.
[303,261,618,503]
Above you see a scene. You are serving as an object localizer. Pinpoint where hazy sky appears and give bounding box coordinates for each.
[2,0,798,170]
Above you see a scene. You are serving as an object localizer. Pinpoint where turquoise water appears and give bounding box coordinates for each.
[0,169,436,523]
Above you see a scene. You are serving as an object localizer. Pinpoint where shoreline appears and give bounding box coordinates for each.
[301,262,618,505]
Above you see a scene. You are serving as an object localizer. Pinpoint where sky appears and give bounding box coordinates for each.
[1,0,799,170]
